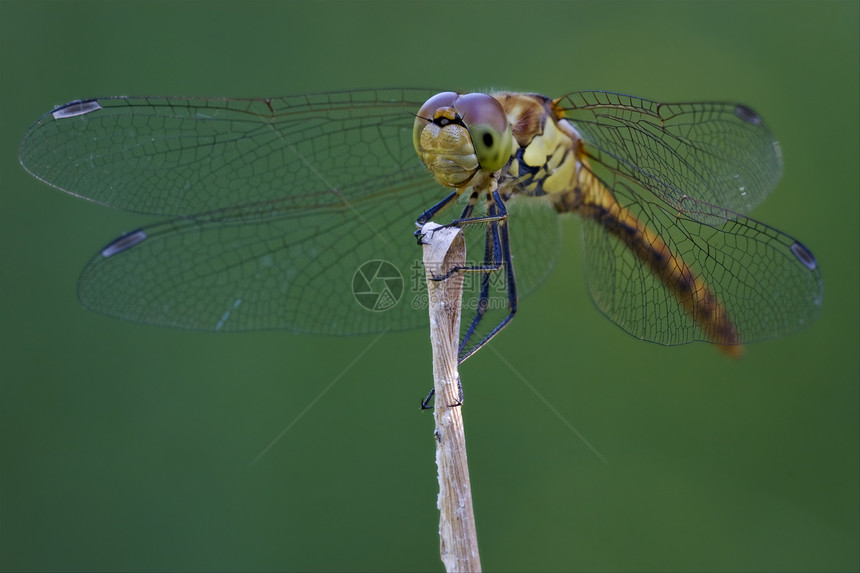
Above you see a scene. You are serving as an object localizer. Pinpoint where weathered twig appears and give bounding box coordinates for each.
[421,222,481,573]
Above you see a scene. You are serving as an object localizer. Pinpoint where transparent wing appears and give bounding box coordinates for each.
[559,91,783,217]
[20,89,561,334]
[76,175,443,333]
[579,166,822,346]
[19,89,440,215]
[556,91,819,346]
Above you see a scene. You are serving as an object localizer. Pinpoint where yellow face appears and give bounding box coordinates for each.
[413,92,514,188]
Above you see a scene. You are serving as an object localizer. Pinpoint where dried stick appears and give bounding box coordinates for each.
[421,222,481,573]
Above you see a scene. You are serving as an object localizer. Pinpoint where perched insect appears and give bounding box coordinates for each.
[19,89,822,364]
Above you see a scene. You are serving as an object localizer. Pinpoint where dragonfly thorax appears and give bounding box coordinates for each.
[493,92,582,200]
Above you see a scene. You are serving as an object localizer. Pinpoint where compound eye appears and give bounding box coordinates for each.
[454,93,513,172]
[413,92,459,156]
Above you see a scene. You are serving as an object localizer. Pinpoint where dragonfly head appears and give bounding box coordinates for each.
[413,92,514,188]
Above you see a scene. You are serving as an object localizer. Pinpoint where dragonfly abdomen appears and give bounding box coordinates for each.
[574,179,742,352]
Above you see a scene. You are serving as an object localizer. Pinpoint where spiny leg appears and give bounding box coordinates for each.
[419,189,508,280]
[458,191,518,363]
[420,189,519,408]
[459,198,503,355]
[421,374,463,410]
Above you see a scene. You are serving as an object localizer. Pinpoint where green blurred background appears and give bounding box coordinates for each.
[1,1,857,571]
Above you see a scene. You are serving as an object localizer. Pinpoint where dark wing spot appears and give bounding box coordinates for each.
[101,229,148,258]
[733,104,762,125]
[790,241,818,271]
[52,99,102,120]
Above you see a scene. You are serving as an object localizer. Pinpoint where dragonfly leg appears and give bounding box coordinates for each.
[419,188,508,281]
[416,189,517,402]
[421,387,435,410]
[457,190,518,363]
[420,376,464,410]
[458,211,501,347]
[415,188,504,250]
[415,190,461,233]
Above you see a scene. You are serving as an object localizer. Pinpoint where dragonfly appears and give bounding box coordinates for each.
[19,88,823,366]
